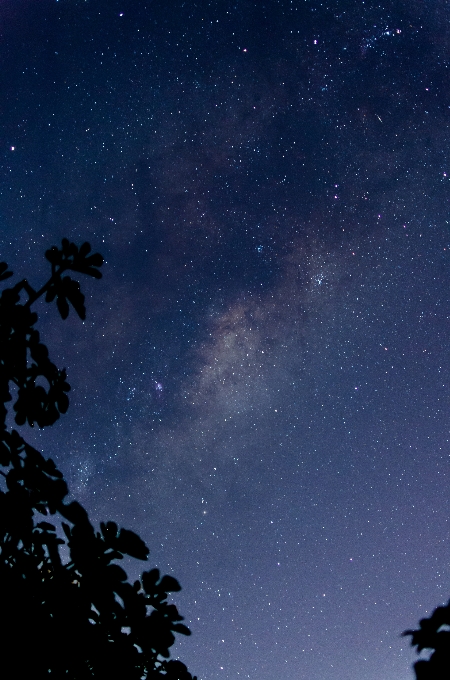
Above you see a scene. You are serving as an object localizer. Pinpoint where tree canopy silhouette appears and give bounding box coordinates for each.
[404,599,450,679]
[0,239,196,679]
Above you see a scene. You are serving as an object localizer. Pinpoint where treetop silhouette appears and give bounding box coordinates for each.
[0,239,196,679]
[404,599,450,679]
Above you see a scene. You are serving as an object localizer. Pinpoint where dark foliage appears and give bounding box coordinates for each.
[0,240,196,679]
[404,600,450,679]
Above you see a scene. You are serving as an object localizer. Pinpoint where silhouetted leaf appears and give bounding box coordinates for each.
[79,242,91,258]
[56,292,70,319]
[116,527,149,560]
[159,575,182,593]
[60,500,89,524]
[56,392,69,414]
[0,262,13,281]
[142,569,160,594]
[45,246,61,265]
[61,277,86,319]
[100,520,118,541]
[163,660,196,680]
[107,563,128,582]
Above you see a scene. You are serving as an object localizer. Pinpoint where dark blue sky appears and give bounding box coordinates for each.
[1,1,450,678]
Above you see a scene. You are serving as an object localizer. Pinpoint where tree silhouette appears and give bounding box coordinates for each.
[404,600,450,679]
[0,240,196,679]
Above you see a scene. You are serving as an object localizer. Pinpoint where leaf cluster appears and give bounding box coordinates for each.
[404,601,450,679]
[0,240,102,429]
[45,239,103,320]
[0,242,196,679]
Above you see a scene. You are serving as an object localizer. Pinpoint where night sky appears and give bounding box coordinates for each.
[1,1,450,678]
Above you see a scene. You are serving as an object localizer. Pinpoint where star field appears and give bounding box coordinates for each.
[1,1,450,679]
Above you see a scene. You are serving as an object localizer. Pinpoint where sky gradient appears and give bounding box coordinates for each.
[1,1,450,678]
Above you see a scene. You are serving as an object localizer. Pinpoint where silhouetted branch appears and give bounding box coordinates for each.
[0,240,196,679]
